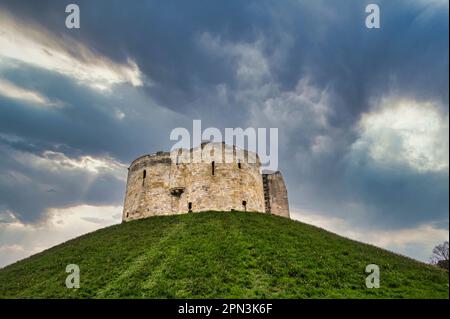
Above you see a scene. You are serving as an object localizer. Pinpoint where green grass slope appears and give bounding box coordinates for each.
[0,212,447,298]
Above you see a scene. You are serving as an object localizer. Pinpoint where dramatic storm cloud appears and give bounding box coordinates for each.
[0,0,448,266]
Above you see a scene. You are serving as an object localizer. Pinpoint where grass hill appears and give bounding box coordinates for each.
[0,212,447,298]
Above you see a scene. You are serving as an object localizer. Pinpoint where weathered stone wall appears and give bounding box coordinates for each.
[122,152,175,220]
[122,142,269,221]
[263,171,290,218]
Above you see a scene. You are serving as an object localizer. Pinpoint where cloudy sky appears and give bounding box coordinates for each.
[0,0,448,267]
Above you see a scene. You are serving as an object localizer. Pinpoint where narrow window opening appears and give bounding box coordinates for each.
[126,213,129,218]
[238,160,241,169]
[142,169,147,186]
[188,202,192,213]
[211,161,215,176]
[242,200,247,212]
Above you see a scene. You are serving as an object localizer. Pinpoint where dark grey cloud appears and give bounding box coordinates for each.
[345,162,449,228]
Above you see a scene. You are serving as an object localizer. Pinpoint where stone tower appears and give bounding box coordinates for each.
[122,142,289,221]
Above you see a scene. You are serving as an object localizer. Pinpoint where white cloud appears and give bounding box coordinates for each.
[0,11,144,91]
[352,97,449,172]
[0,204,122,268]
[291,209,449,262]
[0,79,63,108]
[14,150,128,182]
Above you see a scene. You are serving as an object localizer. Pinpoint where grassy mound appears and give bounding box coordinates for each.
[0,212,447,298]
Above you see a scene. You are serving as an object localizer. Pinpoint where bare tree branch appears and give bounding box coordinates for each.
[431,241,449,270]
